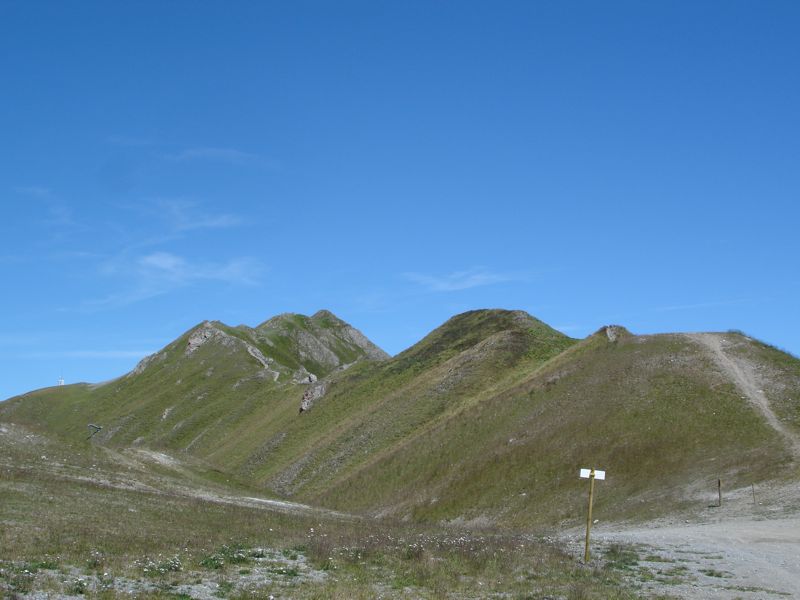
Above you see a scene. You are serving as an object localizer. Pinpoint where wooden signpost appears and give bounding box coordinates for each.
[580,467,605,562]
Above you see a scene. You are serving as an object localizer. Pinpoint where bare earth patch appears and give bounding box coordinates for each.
[565,513,800,599]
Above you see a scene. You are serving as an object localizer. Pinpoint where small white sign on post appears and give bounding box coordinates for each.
[579,467,607,562]
[579,468,605,480]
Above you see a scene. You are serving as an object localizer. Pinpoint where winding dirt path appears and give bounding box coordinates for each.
[689,333,800,458]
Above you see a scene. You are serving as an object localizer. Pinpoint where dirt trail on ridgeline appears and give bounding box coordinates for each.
[689,333,800,459]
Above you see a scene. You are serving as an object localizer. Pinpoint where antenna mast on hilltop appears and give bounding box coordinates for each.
[57,375,64,386]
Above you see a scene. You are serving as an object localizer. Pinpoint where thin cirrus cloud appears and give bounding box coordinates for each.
[105,199,245,254]
[153,198,243,232]
[81,252,264,311]
[138,251,263,286]
[404,268,526,292]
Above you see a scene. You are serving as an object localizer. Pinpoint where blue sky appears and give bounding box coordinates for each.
[1,1,798,400]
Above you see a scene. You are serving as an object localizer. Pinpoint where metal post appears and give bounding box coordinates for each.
[584,469,596,562]
[718,479,722,507]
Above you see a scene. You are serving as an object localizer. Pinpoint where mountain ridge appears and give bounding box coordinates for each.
[1,308,798,528]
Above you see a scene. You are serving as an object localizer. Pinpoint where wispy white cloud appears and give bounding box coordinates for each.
[138,251,262,285]
[153,198,242,232]
[81,252,264,311]
[140,251,184,272]
[46,194,263,311]
[404,268,526,292]
[95,199,243,256]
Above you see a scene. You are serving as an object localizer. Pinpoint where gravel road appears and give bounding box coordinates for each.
[573,516,800,599]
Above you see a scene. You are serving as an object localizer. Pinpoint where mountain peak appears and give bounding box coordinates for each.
[256,310,388,368]
[392,308,574,370]
[591,324,632,343]
[311,309,339,322]
[125,310,388,384]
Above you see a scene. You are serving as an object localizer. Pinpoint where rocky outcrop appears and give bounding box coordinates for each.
[185,322,281,380]
[294,330,341,369]
[299,382,328,413]
[185,322,236,355]
[244,345,280,381]
[594,325,629,343]
[293,367,318,384]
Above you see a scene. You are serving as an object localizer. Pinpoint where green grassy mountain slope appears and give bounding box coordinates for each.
[2,310,799,529]
[0,310,389,467]
[312,328,800,526]
[250,310,577,496]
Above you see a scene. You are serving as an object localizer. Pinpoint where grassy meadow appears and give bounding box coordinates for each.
[0,422,646,599]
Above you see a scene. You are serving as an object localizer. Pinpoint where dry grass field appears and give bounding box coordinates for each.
[0,422,645,599]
